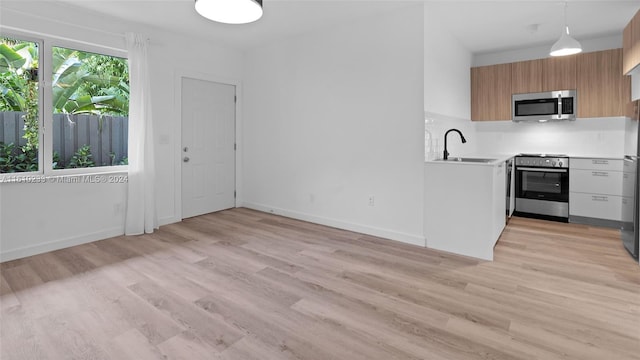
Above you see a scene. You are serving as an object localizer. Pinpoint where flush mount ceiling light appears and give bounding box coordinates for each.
[195,0,263,25]
[550,2,582,57]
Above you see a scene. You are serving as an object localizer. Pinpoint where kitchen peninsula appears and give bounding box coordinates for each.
[424,156,510,260]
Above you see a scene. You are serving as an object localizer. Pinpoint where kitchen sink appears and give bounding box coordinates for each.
[436,157,497,163]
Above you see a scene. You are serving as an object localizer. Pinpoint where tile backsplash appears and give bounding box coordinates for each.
[425,112,634,159]
[424,112,476,160]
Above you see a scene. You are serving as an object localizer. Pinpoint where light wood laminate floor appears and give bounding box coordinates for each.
[1,208,639,360]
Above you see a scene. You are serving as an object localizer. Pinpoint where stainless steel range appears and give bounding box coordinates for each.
[514,154,570,221]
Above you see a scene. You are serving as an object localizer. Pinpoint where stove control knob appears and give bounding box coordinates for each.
[552,161,557,166]
[558,161,563,167]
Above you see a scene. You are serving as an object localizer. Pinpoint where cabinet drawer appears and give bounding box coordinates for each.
[570,158,623,171]
[569,169,623,195]
[569,192,623,221]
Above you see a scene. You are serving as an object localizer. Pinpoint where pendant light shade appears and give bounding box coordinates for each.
[195,0,263,25]
[550,3,582,57]
[550,26,582,56]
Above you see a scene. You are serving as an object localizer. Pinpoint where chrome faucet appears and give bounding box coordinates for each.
[443,128,467,160]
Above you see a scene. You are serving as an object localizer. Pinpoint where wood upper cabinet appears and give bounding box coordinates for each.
[623,9,640,75]
[511,60,543,94]
[471,49,628,121]
[542,56,577,90]
[471,63,512,121]
[511,57,576,94]
[577,49,630,117]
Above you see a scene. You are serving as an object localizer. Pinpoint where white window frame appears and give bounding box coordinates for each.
[0,30,129,179]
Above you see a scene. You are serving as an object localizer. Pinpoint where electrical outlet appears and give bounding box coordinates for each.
[368,196,375,206]
[113,203,123,215]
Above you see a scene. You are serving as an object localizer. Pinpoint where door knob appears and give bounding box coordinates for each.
[183,157,190,163]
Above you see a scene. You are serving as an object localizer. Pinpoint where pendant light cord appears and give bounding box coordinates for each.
[564,2,569,35]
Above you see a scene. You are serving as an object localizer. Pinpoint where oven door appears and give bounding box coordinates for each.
[515,167,569,202]
[513,97,559,118]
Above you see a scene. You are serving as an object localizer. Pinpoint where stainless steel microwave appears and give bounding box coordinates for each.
[512,90,576,122]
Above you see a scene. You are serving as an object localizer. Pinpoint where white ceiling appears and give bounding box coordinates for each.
[430,1,640,54]
[5,0,640,54]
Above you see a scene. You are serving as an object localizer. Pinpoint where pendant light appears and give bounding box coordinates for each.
[195,0,263,25]
[550,2,582,57]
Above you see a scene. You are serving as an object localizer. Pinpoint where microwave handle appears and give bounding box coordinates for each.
[557,93,562,117]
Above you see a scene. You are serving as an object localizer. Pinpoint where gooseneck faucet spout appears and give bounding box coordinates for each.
[443,128,467,160]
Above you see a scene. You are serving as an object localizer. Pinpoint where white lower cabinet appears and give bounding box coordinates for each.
[570,157,625,223]
[569,193,623,221]
[424,160,506,261]
[569,169,623,195]
[570,158,623,172]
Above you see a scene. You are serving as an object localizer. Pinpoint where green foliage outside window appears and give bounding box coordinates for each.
[0,38,39,168]
[67,144,95,168]
[0,37,129,173]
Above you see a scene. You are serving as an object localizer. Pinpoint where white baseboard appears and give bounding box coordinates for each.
[240,202,425,247]
[0,206,426,262]
[158,215,181,227]
[0,227,124,262]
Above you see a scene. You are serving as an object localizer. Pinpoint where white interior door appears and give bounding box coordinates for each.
[181,78,236,219]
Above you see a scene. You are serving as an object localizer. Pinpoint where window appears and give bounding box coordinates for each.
[51,45,129,169]
[0,37,39,173]
[0,35,129,175]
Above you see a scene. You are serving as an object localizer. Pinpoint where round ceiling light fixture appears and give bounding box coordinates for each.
[195,0,263,25]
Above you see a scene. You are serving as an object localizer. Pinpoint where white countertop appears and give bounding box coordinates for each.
[569,155,625,160]
[425,153,515,166]
[426,154,627,166]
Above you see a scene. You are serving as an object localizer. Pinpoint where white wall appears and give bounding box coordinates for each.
[1,180,127,260]
[424,5,472,120]
[0,2,243,261]
[241,5,425,245]
[423,5,474,160]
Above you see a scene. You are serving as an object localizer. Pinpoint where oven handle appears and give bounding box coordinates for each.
[516,167,568,173]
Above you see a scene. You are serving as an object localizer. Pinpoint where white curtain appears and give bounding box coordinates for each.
[124,33,157,235]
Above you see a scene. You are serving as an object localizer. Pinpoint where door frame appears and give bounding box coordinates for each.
[171,70,243,224]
